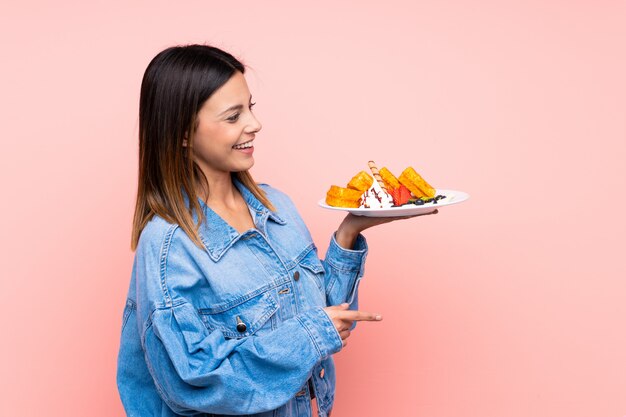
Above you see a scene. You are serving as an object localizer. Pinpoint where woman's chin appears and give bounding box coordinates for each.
[233,158,255,172]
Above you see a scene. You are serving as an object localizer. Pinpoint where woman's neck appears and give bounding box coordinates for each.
[198,172,255,233]
[198,172,241,210]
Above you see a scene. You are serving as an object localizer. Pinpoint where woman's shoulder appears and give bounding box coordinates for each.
[256,183,311,230]
[257,183,296,209]
[136,214,198,259]
[257,182,286,197]
[137,215,176,248]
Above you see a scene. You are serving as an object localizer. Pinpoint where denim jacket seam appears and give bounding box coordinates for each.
[197,279,288,314]
[320,308,343,352]
[325,258,363,274]
[140,300,185,343]
[121,298,136,331]
[301,262,325,292]
[293,242,315,266]
[141,321,188,413]
[245,243,282,278]
[325,273,337,295]
[346,274,364,305]
[159,224,180,307]
[257,232,289,272]
[325,233,367,273]
[162,298,186,309]
[140,310,154,347]
[295,315,323,359]
[319,391,335,414]
[312,374,335,412]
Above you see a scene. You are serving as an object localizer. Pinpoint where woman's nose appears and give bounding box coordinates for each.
[248,114,262,134]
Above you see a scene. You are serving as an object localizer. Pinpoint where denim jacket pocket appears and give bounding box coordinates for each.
[298,248,325,292]
[198,289,278,339]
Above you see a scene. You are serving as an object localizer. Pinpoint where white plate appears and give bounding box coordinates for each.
[318,189,469,217]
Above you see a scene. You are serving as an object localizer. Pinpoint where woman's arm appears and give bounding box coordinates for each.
[322,211,439,319]
[143,302,341,415]
[321,230,368,308]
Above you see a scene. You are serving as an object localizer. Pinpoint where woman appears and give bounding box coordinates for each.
[116,44,435,417]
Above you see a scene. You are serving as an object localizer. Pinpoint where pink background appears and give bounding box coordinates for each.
[1,1,625,416]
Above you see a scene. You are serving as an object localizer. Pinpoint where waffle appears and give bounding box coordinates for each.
[325,185,363,208]
[379,167,400,190]
[347,171,373,192]
[398,167,436,198]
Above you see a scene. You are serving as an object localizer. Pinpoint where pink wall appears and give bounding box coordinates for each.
[1,1,625,416]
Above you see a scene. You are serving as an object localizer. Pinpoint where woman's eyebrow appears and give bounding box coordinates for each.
[218,95,253,116]
[218,104,243,116]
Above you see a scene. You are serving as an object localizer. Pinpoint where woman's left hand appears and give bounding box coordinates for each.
[334,209,438,249]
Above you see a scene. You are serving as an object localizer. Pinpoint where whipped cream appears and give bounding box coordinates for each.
[359,180,394,208]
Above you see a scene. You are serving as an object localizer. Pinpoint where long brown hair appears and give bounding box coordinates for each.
[131,44,274,251]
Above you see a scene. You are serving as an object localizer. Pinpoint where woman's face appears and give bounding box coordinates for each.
[189,71,262,180]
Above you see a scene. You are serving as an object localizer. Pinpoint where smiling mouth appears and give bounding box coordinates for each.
[232,139,254,150]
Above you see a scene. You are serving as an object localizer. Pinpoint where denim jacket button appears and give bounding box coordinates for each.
[236,316,247,332]
[293,271,300,281]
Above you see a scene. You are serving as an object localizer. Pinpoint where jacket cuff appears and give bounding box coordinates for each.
[296,307,343,359]
[326,232,368,275]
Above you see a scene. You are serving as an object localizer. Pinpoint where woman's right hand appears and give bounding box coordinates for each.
[323,303,382,347]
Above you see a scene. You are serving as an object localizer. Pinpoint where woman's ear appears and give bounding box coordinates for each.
[182,139,188,147]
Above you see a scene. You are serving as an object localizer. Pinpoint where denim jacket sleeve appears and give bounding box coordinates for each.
[322,232,368,309]
[136,227,344,415]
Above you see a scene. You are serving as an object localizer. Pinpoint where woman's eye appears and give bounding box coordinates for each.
[227,103,255,123]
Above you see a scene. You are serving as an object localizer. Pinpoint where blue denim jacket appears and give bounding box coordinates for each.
[117,179,368,417]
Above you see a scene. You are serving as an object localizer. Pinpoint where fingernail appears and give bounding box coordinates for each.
[375,315,382,321]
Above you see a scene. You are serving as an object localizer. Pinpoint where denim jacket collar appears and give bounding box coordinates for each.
[195,177,286,262]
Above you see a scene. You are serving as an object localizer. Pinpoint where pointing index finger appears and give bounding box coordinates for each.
[340,310,383,321]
